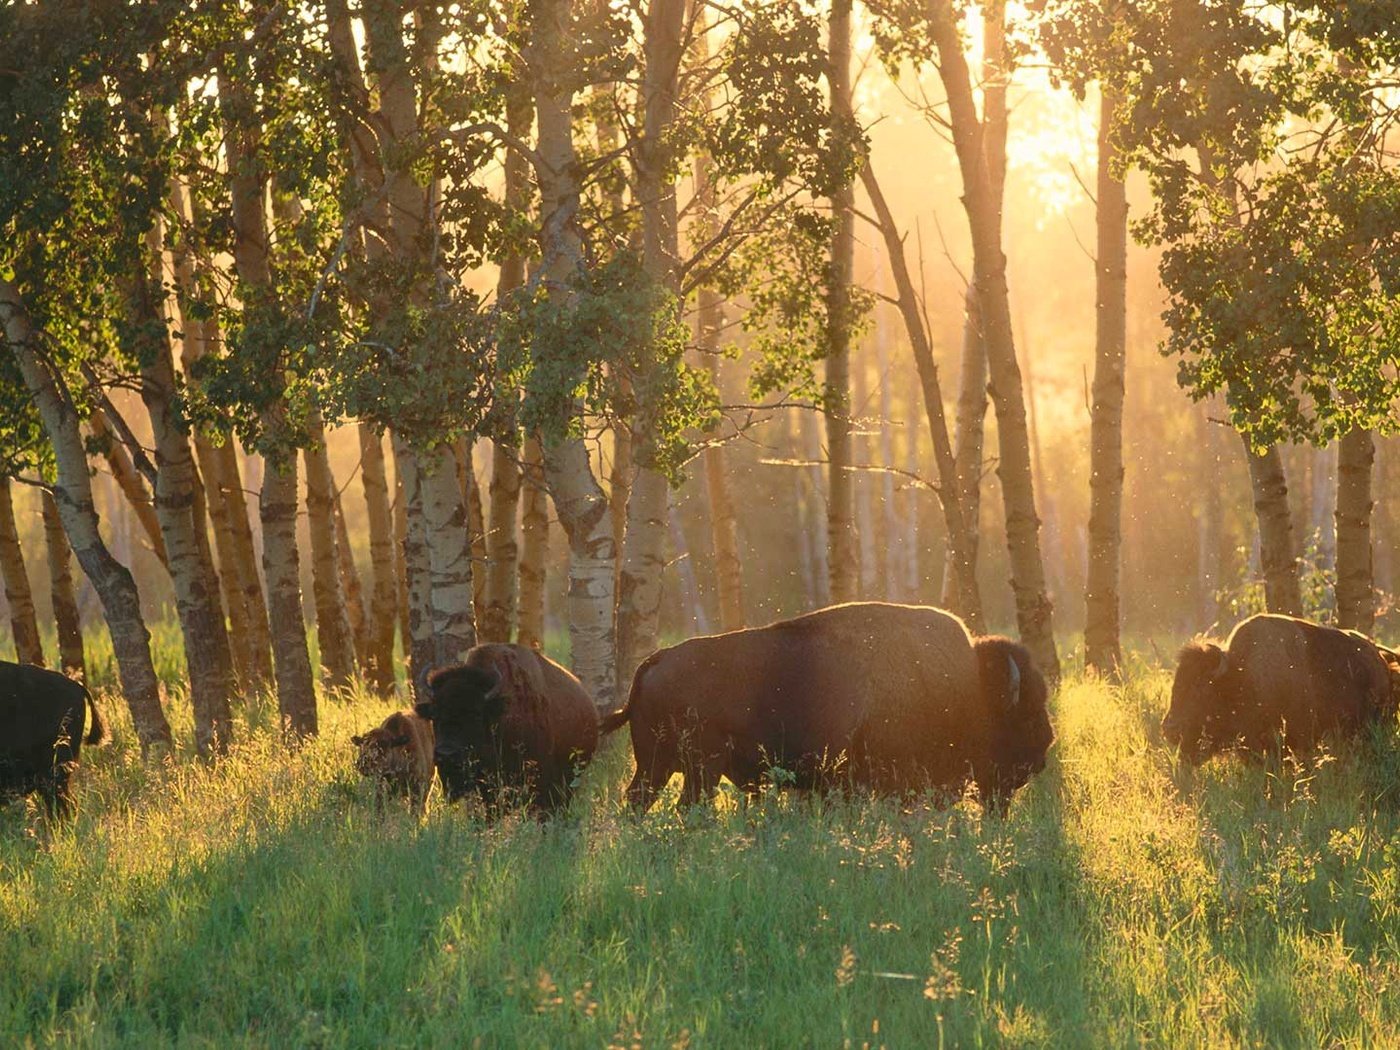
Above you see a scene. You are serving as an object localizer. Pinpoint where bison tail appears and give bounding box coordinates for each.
[598,704,631,735]
[85,690,110,746]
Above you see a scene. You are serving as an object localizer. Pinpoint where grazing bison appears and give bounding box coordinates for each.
[415,644,599,814]
[599,602,1053,812]
[1163,614,1400,763]
[0,661,107,821]
[351,710,436,814]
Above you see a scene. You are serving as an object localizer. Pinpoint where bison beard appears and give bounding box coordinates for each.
[599,602,1053,813]
[415,644,599,815]
[1164,613,1400,763]
[0,661,108,822]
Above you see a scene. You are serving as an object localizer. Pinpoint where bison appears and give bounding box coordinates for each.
[599,602,1053,812]
[0,661,107,821]
[414,643,599,814]
[351,710,436,814]
[1163,613,1400,763]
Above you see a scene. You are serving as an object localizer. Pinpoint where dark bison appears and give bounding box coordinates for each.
[351,710,436,814]
[415,643,599,814]
[1163,614,1400,763]
[0,661,107,821]
[599,602,1053,812]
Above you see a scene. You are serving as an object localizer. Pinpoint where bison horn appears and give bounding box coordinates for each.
[1006,653,1021,706]
[1210,647,1229,680]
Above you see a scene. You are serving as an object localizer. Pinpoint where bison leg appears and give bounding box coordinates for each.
[39,769,74,824]
[624,764,668,813]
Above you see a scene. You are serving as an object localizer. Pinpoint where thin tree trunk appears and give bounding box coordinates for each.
[696,290,745,631]
[875,302,898,601]
[422,443,477,669]
[221,66,317,739]
[304,419,358,690]
[169,149,271,695]
[481,77,531,645]
[1243,438,1304,617]
[0,477,44,665]
[1,279,172,748]
[929,0,1059,678]
[394,467,411,670]
[42,491,85,679]
[945,287,988,606]
[359,424,398,693]
[1084,87,1129,673]
[484,437,522,644]
[618,0,687,685]
[529,0,618,707]
[133,220,236,755]
[860,162,982,627]
[943,3,1006,609]
[456,439,489,631]
[392,435,436,695]
[853,350,875,597]
[668,490,709,634]
[800,408,832,606]
[517,435,549,650]
[825,0,858,604]
[1335,427,1375,632]
[332,488,370,670]
[89,408,167,568]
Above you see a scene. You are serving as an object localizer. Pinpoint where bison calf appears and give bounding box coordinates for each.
[0,661,108,822]
[600,602,1053,812]
[1163,614,1400,763]
[351,710,436,814]
[415,644,599,815]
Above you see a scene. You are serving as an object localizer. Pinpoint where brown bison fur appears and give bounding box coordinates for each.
[416,643,599,814]
[1163,614,1399,764]
[351,710,435,814]
[0,661,107,822]
[599,602,1054,813]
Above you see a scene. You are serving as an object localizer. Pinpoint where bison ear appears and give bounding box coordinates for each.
[414,701,436,720]
[389,733,412,747]
[350,734,365,746]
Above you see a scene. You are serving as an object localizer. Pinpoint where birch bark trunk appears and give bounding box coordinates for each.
[1,279,172,748]
[133,220,236,754]
[618,0,688,684]
[42,490,85,678]
[529,0,618,706]
[392,435,436,696]
[0,477,44,665]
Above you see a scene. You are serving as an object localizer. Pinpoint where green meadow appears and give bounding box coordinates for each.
[4,644,1400,1049]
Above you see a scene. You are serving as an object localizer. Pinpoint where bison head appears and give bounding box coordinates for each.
[1163,641,1231,763]
[351,714,415,781]
[415,664,506,801]
[976,637,1054,802]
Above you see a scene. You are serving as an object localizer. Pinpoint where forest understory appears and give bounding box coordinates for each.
[4,637,1400,1050]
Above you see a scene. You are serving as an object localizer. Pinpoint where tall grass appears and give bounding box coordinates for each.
[3,652,1400,1047]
